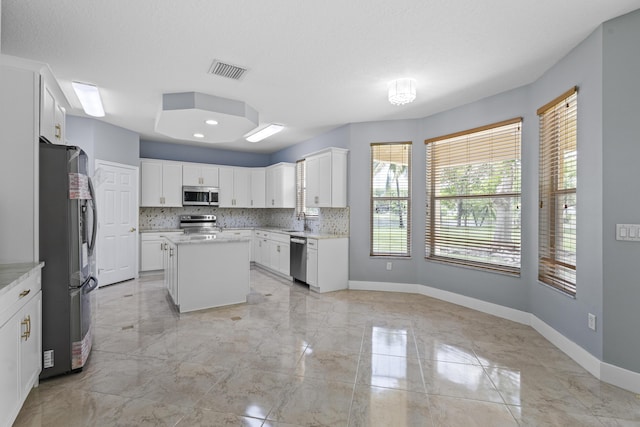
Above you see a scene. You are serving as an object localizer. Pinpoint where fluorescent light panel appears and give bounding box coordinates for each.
[72,82,105,117]
[246,123,284,142]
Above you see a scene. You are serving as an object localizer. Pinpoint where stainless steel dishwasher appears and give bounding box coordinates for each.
[290,236,307,283]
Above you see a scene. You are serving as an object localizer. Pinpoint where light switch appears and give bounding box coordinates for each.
[616,224,640,241]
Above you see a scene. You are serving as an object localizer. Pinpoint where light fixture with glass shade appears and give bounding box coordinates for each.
[72,81,105,117]
[388,78,417,106]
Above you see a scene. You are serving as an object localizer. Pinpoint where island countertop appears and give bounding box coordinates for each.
[164,234,251,245]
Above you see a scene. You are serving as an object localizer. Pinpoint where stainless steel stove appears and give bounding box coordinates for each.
[179,214,219,234]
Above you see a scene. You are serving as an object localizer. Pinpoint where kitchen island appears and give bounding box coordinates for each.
[164,234,250,313]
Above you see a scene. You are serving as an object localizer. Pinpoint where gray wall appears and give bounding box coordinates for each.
[268,11,640,375]
[270,125,350,164]
[527,26,604,359]
[602,9,640,372]
[67,115,140,174]
[140,139,270,167]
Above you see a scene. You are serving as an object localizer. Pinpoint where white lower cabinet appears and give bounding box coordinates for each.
[305,238,348,293]
[221,230,253,262]
[253,230,290,277]
[163,240,178,305]
[140,232,183,272]
[306,240,318,287]
[0,266,42,427]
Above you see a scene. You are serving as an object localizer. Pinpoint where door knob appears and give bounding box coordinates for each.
[129,227,137,232]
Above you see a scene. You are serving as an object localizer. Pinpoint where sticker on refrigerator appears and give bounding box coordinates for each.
[43,350,54,368]
[69,173,91,199]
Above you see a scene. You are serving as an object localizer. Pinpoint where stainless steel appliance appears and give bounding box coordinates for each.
[182,186,219,206]
[179,214,219,234]
[290,237,307,283]
[39,141,98,379]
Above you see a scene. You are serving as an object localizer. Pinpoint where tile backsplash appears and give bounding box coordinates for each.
[139,207,349,235]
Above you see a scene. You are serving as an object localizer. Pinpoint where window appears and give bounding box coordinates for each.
[425,118,522,274]
[538,87,577,296]
[370,142,411,257]
[295,159,319,217]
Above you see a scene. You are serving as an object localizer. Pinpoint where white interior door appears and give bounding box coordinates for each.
[95,160,139,287]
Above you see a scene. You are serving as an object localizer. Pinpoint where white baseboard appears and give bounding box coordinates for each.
[348,279,640,394]
[601,361,640,394]
[528,315,601,378]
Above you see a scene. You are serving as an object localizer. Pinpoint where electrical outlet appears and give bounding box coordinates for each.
[588,313,597,331]
[386,262,392,271]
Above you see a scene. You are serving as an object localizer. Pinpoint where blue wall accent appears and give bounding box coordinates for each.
[140,139,271,167]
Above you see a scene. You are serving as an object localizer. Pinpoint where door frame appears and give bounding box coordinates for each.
[94,159,140,284]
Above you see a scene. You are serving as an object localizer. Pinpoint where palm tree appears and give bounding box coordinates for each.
[373,160,408,228]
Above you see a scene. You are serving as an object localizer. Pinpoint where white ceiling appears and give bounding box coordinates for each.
[2,0,640,153]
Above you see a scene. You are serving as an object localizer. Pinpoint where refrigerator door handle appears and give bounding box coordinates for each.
[84,276,99,294]
[87,177,98,255]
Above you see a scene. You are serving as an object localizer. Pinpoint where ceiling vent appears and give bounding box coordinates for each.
[208,60,247,80]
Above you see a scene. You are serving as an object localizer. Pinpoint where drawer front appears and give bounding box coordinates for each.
[141,231,183,241]
[270,232,290,244]
[0,271,41,327]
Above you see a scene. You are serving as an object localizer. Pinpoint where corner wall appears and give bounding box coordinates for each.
[602,9,640,373]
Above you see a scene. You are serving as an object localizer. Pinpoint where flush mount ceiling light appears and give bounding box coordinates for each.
[205,119,218,125]
[388,78,417,106]
[193,133,205,138]
[245,123,284,143]
[72,81,105,117]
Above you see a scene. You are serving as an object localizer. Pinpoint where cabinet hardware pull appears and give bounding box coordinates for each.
[55,124,62,139]
[21,315,31,340]
[19,289,31,298]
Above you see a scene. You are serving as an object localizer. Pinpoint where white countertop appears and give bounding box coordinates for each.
[0,262,44,296]
[164,234,251,245]
[140,226,348,240]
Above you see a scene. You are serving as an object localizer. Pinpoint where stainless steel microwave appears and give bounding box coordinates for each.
[182,186,219,206]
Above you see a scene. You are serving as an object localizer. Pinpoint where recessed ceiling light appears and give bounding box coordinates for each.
[245,123,284,143]
[193,133,205,138]
[205,119,218,125]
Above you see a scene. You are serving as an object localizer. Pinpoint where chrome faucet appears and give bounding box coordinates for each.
[299,211,311,232]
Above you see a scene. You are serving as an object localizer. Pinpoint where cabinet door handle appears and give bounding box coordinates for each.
[19,289,31,298]
[160,242,164,250]
[55,124,62,140]
[169,248,174,257]
[21,315,31,340]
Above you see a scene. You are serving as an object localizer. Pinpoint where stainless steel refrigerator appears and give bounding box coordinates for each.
[39,141,98,379]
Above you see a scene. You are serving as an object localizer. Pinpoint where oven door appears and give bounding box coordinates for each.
[183,186,211,205]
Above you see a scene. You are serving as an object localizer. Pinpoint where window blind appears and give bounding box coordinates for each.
[295,159,318,217]
[425,118,522,274]
[370,142,411,257]
[538,87,577,296]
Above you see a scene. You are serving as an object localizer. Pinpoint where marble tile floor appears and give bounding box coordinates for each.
[13,268,640,427]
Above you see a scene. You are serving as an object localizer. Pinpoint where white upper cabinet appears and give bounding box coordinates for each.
[266,163,295,208]
[219,167,251,208]
[250,168,266,208]
[305,147,348,208]
[182,164,219,187]
[40,73,66,145]
[140,159,182,207]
